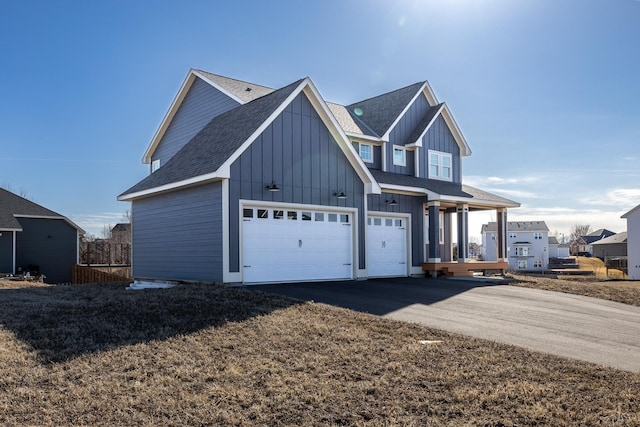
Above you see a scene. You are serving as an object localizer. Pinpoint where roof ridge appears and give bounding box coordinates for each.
[347,81,426,106]
[194,69,274,91]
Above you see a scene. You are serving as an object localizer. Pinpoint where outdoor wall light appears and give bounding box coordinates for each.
[386,198,398,206]
[334,190,347,199]
[266,180,280,192]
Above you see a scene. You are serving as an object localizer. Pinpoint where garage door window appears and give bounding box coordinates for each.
[258,209,268,219]
[315,213,324,221]
[288,211,297,220]
[274,210,284,219]
[302,212,312,221]
[340,214,349,223]
[328,213,337,222]
[243,209,253,218]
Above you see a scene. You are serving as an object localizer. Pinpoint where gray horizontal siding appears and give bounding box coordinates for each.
[368,193,425,267]
[15,218,77,284]
[419,115,462,183]
[230,92,366,271]
[132,182,223,282]
[0,231,13,273]
[152,77,240,167]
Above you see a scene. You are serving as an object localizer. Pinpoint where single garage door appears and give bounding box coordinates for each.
[367,215,407,277]
[242,206,353,283]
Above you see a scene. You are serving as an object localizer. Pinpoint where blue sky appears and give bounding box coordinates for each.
[1,0,638,241]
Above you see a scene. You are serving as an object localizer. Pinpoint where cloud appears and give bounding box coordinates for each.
[578,188,640,208]
[69,212,126,236]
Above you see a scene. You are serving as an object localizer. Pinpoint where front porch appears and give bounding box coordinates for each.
[422,260,509,277]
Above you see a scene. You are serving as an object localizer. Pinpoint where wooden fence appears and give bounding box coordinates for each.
[72,265,132,285]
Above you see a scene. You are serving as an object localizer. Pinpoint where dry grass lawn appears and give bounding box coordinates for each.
[1,279,639,426]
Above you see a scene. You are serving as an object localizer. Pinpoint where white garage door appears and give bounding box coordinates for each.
[367,215,407,277]
[242,206,353,283]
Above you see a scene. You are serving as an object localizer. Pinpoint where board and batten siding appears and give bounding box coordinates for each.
[15,218,78,284]
[385,94,429,175]
[367,193,424,267]
[418,115,462,183]
[151,78,240,167]
[0,231,13,273]
[229,92,366,272]
[131,182,223,282]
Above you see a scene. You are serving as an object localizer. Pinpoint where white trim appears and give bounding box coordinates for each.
[440,104,472,157]
[382,142,387,171]
[346,133,386,144]
[13,214,85,233]
[238,199,359,283]
[428,149,453,182]
[414,146,420,177]
[359,142,374,164]
[392,145,407,167]
[366,210,412,278]
[410,103,445,145]
[192,69,247,104]
[382,82,437,140]
[151,159,161,173]
[118,173,226,201]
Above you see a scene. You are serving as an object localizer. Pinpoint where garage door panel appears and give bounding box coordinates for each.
[242,206,353,283]
[367,215,407,278]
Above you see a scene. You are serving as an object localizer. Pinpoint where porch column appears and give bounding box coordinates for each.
[496,208,508,261]
[456,204,469,262]
[427,201,441,262]
[443,211,452,262]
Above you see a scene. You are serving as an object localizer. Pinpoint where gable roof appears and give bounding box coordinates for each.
[548,236,559,245]
[622,204,640,219]
[121,78,381,201]
[581,228,616,244]
[194,69,275,103]
[347,82,426,137]
[405,103,444,145]
[481,221,549,233]
[326,102,380,139]
[0,188,84,232]
[592,231,627,245]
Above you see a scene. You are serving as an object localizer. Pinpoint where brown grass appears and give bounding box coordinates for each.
[0,280,639,426]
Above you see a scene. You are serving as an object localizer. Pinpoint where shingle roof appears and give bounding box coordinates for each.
[404,103,444,145]
[195,70,275,102]
[347,82,426,136]
[592,232,627,245]
[370,170,519,206]
[121,79,304,197]
[0,188,67,230]
[482,221,549,233]
[326,102,379,137]
[548,236,560,245]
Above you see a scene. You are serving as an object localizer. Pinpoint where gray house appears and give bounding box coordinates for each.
[119,69,519,284]
[592,232,627,259]
[0,188,84,283]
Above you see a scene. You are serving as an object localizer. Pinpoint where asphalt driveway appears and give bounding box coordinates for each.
[253,277,640,373]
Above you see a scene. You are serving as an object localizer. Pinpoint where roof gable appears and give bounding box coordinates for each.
[0,188,83,232]
[592,232,627,245]
[120,78,381,200]
[622,204,640,219]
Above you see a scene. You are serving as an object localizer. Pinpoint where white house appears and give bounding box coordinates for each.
[482,221,549,270]
[622,205,640,280]
[548,236,570,258]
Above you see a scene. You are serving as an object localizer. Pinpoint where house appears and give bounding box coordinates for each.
[119,69,519,284]
[622,205,640,280]
[0,188,84,283]
[574,228,616,256]
[592,232,627,260]
[548,236,570,258]
[482,221,549,270]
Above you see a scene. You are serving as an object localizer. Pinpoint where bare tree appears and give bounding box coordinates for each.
[569,224,592,255]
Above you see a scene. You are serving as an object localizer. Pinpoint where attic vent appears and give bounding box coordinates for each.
[245,87,252,92]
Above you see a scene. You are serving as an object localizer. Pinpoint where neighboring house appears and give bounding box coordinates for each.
[0,188,84,283]
[548,236,570,258]
[110,223,131,244]
[622,205,640,280]
[119,69,519,284]
[482,221,549,270]
[592,232,627,260]
[575,228,616,256]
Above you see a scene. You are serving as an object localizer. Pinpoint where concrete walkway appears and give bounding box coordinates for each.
[254,278,640,373]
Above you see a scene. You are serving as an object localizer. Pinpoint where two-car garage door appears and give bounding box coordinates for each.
[242,206,353,283]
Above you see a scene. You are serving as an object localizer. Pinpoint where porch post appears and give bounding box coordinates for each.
[496,208,508,261]
[457,204,469,262]
[427,201,441,262]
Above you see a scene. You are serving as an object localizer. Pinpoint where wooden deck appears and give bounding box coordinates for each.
[422,261,509,277]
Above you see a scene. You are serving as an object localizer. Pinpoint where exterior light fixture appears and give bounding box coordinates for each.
[386,198,398,206]
[266,180,279,192]
[334,190,347,199]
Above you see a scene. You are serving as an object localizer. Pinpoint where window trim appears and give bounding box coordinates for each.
[428,150,453,182]
[359,143,373,163]
[392,145,406,167]
[151,159,161,173]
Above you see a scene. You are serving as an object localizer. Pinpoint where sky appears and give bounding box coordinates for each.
[1,0,638,242]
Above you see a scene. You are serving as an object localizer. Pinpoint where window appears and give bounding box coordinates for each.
[514,246,529,256]
[151,159,161,173]
[393,146,406,166]
[533,260,543,268]
[534,232,543,240]
[509,233,517,239]
[315,213,324,222]
[243,209,253,218]
[518,260,527,269]
[359,144,373,163]
[274,210,284,219]
[428,150,453,181]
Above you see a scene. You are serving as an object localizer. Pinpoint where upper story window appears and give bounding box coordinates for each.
[359,143,373,163]
[428,150,452,181]
[151,159,161,173]
[393,146,406,167]
[533,232,543,240]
